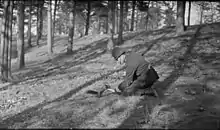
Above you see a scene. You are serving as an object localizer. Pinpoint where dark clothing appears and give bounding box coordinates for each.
[118,52,159,96]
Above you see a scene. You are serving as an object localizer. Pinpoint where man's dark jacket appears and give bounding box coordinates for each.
[118,52,159,96]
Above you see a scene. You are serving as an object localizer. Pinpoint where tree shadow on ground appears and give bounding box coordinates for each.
[128,30,194,56]
[0,31,151,92]
[167,85,220,129]
[0,31,147,127]
[11,36,67,59]
[1,24,216,128]
[117,25,204,129]
[0,28,184,128]
[166,26,220,129]
[22,32,143,78]
[0,37,109,92]
[0,66,126,128]
[5,95,120,128]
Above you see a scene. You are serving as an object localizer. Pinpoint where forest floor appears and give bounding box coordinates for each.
[0,23,220,129]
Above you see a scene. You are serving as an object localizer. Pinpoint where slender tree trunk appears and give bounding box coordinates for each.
[107,1,115,51]
[5,4,10,79]
[107,1,111,34]
[53,0,58,43]
[27,0,33,48]
[115,1,118,34]
[117,2,120,34]
[47,0,53,55]
[67,1,76,54]
[36,3,40,46]
[130,0,136,31]
[3,1,9,79]
[124,2,129,31]
[155,2,159,29]
[176,1,186,35]
[39,3,44,39]
[200,6,203,24]
[8,1,13,79]
[145,14,149,30]
[106,1,110,34]
[59,22,62,34]
[188,1,191,26]
[17,0,25,69]
[1,1,7,78]
[97,17,100,34]
[105,17,108,34]
[140,12,144,30]
[85,1,91,35]
[136,11,139,31]
[111,1,115,35]
[118,1,124,45]
[211,3,214,23]
[145,1,150,30]
[106,7,109,34]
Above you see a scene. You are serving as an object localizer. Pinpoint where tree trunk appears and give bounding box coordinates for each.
[3,1,9,79]
[105,17,108,34]
[105,1,110,34]
[106,2,110,34]
[117,2,120,34]
[211,3,214,23]
[188,1,191,26]
[27,0,33,48]
[145,14,149,30]
[8,1,13,79]
[1,1,7,79]
[5,2,11,79]
[98,17,100,34]
[155,2,159,29]
[124,1,129,31]
[140,12,144,30]
[53,0,58,43]
[200,6,203,24]
[176,1,186,35]
[17,1,25,69]
[39,3,44,39]
[59,22,62,34]
[107,2,115,51]
[145,2,150,30]
[145,1,151,31]
[130,0,136,31]
[67,1,76,54]
[111,1,115,35]
[85,1,91,35]
[36,3,40,46]
[118,1,124,45]
[136,10,139,31]
[47,0,53,55]
[115,1,118,34]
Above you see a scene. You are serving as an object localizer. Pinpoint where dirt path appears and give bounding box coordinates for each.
[1,23,220,129]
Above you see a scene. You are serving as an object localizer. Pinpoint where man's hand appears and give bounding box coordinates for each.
[123,71,126,76]
[122,86,136,97]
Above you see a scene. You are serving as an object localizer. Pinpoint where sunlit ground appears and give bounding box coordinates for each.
[0,24,220,129]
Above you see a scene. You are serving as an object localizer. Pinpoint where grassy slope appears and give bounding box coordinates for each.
[0,23,220,129]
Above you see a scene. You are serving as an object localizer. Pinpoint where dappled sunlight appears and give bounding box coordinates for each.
[1,22,220,129]
[118,24,220,129]
[154,64,174,81]
[80,95,142,128]
[1,0,220,128]
[0,30,143,128]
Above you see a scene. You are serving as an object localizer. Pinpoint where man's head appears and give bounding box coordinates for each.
[112,47,126,65]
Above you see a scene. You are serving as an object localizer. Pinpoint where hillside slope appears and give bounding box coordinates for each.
[0,23,220,129]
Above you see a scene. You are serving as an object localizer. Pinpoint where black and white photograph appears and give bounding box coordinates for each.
[0,0,220,129]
